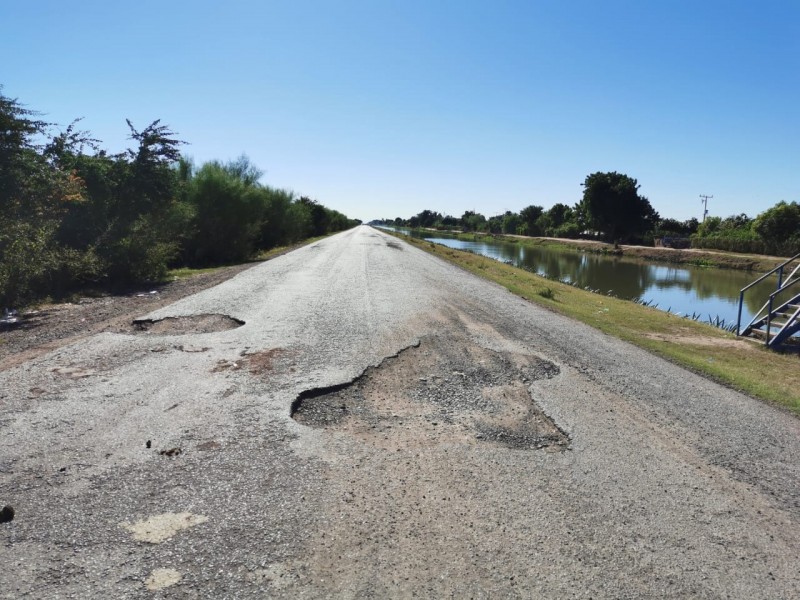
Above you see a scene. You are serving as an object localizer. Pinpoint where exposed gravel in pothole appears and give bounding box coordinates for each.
[130,314,245,335]
[291,332,568,451]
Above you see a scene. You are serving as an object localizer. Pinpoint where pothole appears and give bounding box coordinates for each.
[291,333,568,451]
[130,314,244,335]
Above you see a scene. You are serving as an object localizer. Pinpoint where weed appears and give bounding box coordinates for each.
[689,258,716,268]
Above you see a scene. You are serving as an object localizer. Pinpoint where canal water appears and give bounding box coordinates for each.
[383,228,780,328]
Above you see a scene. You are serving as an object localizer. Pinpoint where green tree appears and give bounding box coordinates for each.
[720,213,752,232]
[695,216,722,237]
[501,211,521,234]
[658,217,698,236]
[519,205,544,236]
[95,120,188,281]
[536,203,575,236]
[460,211,486,231]
[441,214,459,229]
[545,204,574,230]
[258,187,297,248]
[0,90,97,305]
[298,196,330,237]
[753,201,800,243]
[184,157,265,265]
[578,172,659,242]
[486,214,505,234]
[411,209,442,229]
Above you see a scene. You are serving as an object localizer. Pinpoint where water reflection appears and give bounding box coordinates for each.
[389,228,778,325]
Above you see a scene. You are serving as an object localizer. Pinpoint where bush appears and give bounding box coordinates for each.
[553,222,581,239]
[103,214,181,282]
[184,159,266,265]
[0,219,103,306]
[538,287,555,300]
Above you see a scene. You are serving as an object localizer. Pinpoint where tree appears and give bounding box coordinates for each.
[501,211,521,234]
[695,216,722,237]
[753,201,800,242]
[545,204,574,229]
[578,172,659,242]
[460,211,485,231]
[0,90,60,219]
[297,196,330,237]
[412,209,442,229]
[0,89,97,305]
[93,120,188,281]
[441,214,459,228]
[184,157,265,264]
[486,214,505,234]
[657,217,698,236]
[519,205,544,236]
[536,203,575,237]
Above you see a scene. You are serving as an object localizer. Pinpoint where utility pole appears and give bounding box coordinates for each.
[700,194,713,223]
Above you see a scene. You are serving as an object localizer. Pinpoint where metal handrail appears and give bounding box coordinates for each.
[770,274,800,302]
[739,252,800,294]
[762,281,800,345]
[740,278,800,337]
[765,299,800,348]
[781,261,800,288]
[737,252,800,335]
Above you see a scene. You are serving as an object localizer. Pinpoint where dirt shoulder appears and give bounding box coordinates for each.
[0,262,256,371]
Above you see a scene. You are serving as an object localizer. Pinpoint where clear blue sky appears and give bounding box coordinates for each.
[3,0,798,222]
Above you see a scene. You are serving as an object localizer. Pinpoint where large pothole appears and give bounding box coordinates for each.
[131,314,245,335]
[291,332,568,451]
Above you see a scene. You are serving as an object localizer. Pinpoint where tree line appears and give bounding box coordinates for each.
[380,171,799,256]
[0,89,360,308]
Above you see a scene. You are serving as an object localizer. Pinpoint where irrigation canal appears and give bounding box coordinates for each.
[383,227,778,329]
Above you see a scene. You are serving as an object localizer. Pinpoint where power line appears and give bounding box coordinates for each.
[700,194,713,222]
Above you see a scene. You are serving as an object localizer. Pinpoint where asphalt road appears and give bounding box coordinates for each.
[1,225,798,598]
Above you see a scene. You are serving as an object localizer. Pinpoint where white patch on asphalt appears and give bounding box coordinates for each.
[121,512,208,543]
[145,568,182,590]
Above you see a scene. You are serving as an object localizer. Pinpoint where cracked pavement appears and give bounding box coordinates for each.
[1,225,799,598]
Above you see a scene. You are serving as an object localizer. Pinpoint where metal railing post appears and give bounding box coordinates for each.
[766,296,774,346]
[737,290,744,335]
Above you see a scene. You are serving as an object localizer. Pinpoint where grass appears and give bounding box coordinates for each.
[165,235,335,281]
[166,266,225,280]
[395,233,800,415]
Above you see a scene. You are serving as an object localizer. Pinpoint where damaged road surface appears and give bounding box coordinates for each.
[1,227,799,598]
[291,333,568,451]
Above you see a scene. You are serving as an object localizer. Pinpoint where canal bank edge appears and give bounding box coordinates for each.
[385,229,800,415]
[412,229,796,273]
